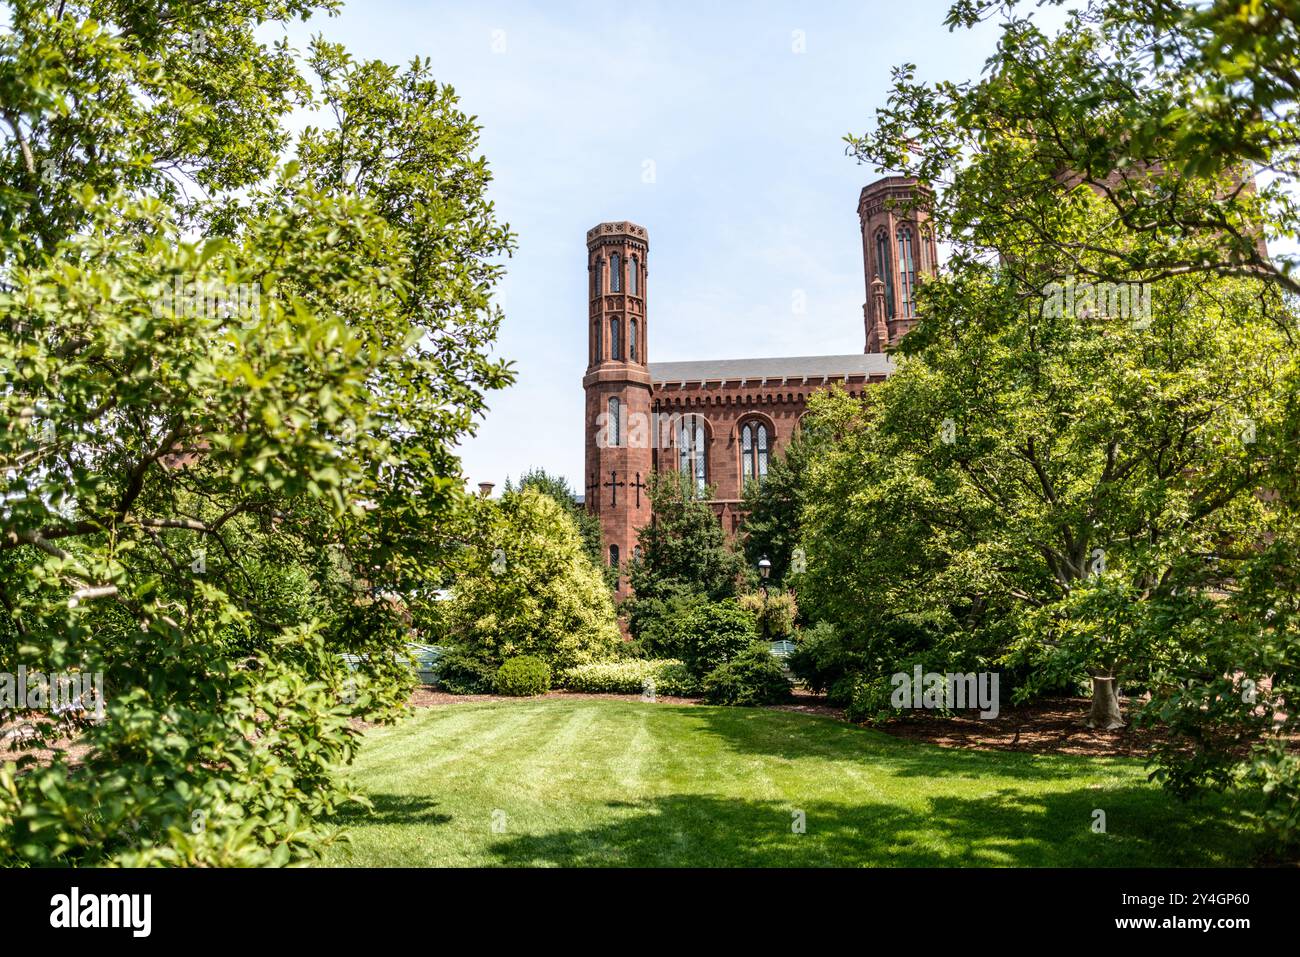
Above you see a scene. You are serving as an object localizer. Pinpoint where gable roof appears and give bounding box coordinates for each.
[648,353,894,384]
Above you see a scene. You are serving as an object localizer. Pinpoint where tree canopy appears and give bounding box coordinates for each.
[0,0,512,864]
[807,0,1300,841]
[441,488,622,670]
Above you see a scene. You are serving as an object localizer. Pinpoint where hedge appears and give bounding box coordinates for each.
[558,659,700,697]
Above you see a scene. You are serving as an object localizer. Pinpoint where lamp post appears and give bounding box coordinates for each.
[758,556,771,597]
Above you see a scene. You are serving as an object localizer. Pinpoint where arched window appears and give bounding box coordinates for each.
[610,317,621,360]
[629,319,638,362]
[593,320,601,363]
[897,226,916,318]
[608,396,622,447]
[874,229,895,318]
[677,416,706,495]
[611,253,622,292]
[609,544,620,568]
[741,421,770,487]
[594,259,603,297]
[630,256,639,295]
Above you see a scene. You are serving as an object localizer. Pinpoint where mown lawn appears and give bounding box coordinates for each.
[326,697,1264,867]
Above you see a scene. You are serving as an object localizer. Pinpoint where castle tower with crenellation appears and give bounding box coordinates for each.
[582,221,652,592]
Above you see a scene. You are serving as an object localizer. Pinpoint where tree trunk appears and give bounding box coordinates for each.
[1085,675,1126,729]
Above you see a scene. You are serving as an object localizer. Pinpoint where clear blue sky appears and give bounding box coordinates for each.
[281,1,1021,491]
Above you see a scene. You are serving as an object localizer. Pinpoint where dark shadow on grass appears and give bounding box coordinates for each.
[334,793,453,827]
[482,789,1262,867]
[674,705,1142,782]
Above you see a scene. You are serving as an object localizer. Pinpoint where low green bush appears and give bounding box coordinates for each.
[843,673,895,723]
[559,658,701,697]
[842,659,962,724]
[435,649,498,695]
[632,594,758,678]
[654,661,700,697]
[494,655,552,697]
[787,621,867,695]
[702,643,793,706]
[683,601,760,677]
[827,672,859,708]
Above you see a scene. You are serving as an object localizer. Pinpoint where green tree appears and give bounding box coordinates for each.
[853,0,1296,297]
[0,1,513,865]
[626,472,749,639]
[506,467,611,587]
[835,0,1300,841]
[803,211,1293,724]
[441,488,622,671]
[740,428,821,587]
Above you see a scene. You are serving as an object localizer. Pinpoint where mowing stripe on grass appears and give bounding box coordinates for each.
[328,698,1265,868]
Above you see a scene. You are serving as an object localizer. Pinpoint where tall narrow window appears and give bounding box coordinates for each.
[594,259,603,297]
[611,253,622,292]
[875,229,895,318]
[630,256,639,295]
[742,423,753,483]
[610,317,621,360]
[609,544,620,569]
[593,320,601,363]
[630,318,638,362]
[608,396,622,447]
[677,417,706,495]
[897,226,916,318]
[741,422,771,488]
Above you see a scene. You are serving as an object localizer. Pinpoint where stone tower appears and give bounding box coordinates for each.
[583,221,652,591]
[859,176,938,353]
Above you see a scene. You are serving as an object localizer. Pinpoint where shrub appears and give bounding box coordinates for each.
[702,643,793,706]
[435,649,498,695]
[681,600,758,677]
[843,673,897,723]
[635,595,757,678]
[559,658,701,697]
[628,593,680,654]
[841,659,961,724]
[826,673,859,708]
[787,621,867,695]
[654,661,701,697]
[494,656,552,697]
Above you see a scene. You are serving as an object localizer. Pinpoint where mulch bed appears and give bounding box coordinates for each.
[0,718,93,769]
[869,696,1167,757]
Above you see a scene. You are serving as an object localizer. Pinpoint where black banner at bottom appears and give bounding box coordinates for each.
[0,866,1292,943]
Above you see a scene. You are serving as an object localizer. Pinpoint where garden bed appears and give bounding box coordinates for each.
[871,696,1166,757]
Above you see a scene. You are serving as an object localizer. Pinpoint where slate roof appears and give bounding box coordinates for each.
[648,353,894,384]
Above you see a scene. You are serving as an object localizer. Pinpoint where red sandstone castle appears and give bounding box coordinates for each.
[583,175,938,589]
